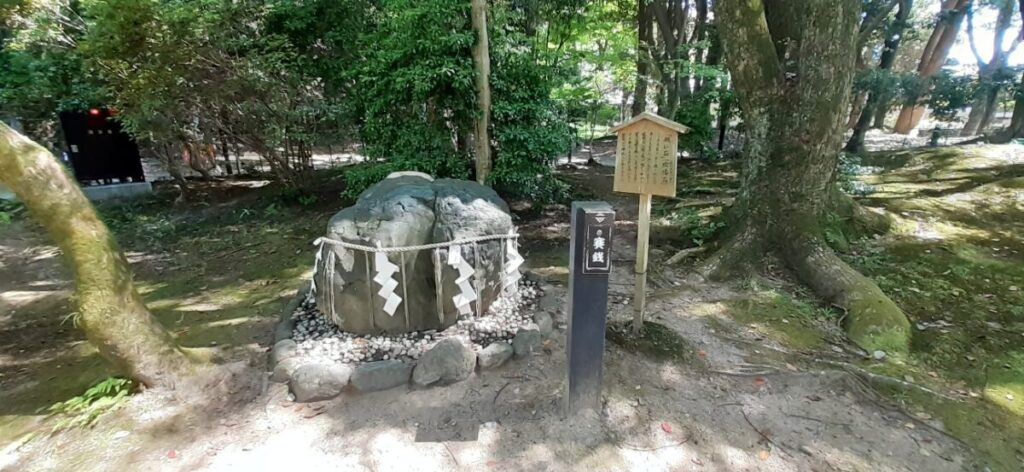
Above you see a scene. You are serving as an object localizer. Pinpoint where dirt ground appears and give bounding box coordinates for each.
[7,133,1024,470]
[1,166,984,472]
[0,240,977,471]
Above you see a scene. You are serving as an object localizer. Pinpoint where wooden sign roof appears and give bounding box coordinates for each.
[610,112,690,135]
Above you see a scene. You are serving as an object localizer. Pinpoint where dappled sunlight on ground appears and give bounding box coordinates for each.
[3,149,1024,469]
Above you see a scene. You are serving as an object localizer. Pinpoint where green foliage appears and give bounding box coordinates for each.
[80,0,353,181]
[4,0,586,204]
[276,186,319,207]
[675,85,732,159]
[347,0,475,172]
[0,0,104,148]
[46,377,133,430]
[0,199,24,224]
[339,0,572,203]
[340,153,471,201]
[927,71,976,122]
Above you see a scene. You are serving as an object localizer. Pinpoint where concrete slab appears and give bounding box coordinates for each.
[81,182,152,201]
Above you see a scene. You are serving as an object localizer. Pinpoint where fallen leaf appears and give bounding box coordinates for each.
[757,450,771,461]
[661,422,673,433]
[785,363,798,372]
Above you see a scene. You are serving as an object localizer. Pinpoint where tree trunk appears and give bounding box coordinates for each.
[894,0,971,134]
[977,86,1001,132]
[632,0,653,116]
[872,100,889,128]
[471,0,492,184]
[991,72,1024,143]
[651,0,688,119]
[709,0,910,352]
[0,123,197,387]
[847,92,868,129]
[962,91,989,136]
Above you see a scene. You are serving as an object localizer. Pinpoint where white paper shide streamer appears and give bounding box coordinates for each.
[311,238,350,324]
[373,252,402,316]
[504,237,523,293]
[447,244,477,316]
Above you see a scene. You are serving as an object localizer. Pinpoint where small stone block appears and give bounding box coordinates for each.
[351,360,413,392]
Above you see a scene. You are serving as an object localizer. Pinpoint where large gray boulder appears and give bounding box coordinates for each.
[314,172,514,334]
[412,337,477,386]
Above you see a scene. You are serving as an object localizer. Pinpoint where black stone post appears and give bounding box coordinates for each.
[565,201,615,416]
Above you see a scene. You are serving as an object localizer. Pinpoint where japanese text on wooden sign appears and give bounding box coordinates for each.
[611,113,686,198]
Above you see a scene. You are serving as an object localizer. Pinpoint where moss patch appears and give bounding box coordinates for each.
[840,144,1024,467]
[722,282,832,351]
[606,321,695,363]
[878,386,1024,472]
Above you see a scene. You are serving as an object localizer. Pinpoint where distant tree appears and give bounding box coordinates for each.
[847,0,915,153]
[0,123,196,387]
[706,0,911,352]
[894,0,972,134]
[960,0,1020,136]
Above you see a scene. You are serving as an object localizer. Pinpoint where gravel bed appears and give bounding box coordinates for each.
[288,279,542,365]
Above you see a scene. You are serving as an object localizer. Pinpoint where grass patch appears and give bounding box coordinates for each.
[606,321,694,363]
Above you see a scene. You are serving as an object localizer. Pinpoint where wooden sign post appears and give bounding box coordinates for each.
[610,112,689,334]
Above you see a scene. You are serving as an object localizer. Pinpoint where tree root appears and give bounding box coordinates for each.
[829,187,891,238]
[697,227,763,281]
[783,239,910,353]
[815,359,958,402]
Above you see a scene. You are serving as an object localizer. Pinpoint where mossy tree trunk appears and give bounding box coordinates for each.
[0,123,197,387]
[707,0,911,353]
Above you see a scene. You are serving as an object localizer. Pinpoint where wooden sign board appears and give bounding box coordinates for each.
[609,112,688,334]
[611,112,688,198]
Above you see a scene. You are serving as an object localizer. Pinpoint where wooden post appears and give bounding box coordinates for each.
[566,202,615,416]
[633,193,652,334]
[470,0,492,184]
